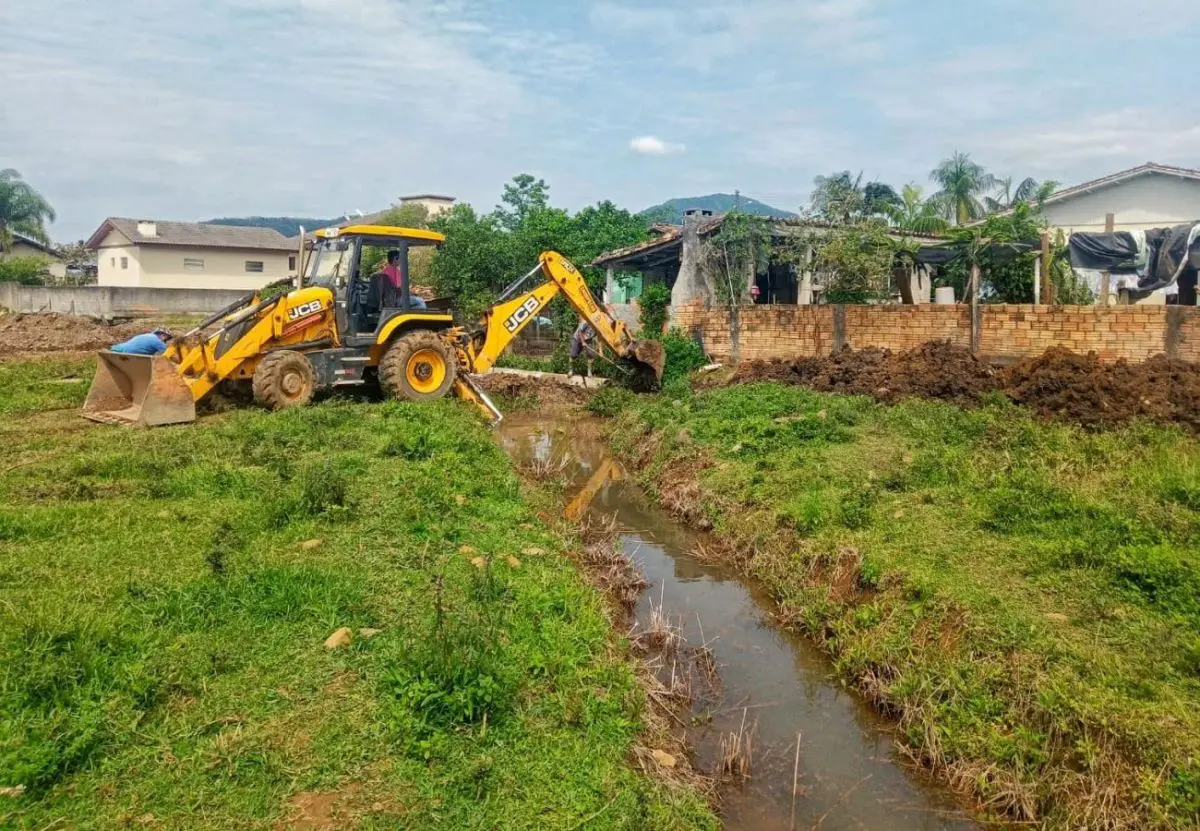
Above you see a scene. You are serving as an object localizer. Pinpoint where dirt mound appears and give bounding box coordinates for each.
[732,340,1200,432]
[0,313,143,355]
[734,341,998,406]
[476,372,594,409]
[1004,348,1200,432]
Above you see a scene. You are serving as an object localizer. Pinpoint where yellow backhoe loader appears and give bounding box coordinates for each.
[83,225,663,427]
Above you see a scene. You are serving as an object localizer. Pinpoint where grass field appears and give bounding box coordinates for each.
[611,382,1200,829]
[0,358,714,829]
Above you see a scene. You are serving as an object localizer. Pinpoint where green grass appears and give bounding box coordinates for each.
[0,356,95,416]
[0,358,714,829]
[614,382,1200,829]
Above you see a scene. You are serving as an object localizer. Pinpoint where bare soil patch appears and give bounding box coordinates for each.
[477,372,594,410]
[733,340,1200,431]
[0,313,143,356]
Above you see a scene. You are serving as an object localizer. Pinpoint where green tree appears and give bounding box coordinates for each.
[495,174,549,231]
[809,222,896,304]
[429,177,645,317]
[810,171,865,223]
[862,181,902,218]
[885,184,950,235]
[0,169,56,251]
[811,172,901,223]
[929,152,996,226]
[985,176,1060,213]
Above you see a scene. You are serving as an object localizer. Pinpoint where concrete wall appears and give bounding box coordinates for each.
[0,284,252,318]
[1045,173,1200,233]
[675,303,1200,365]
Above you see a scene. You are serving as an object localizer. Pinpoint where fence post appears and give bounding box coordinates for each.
[1040,231,1054,305]
[969,263,981,356]
[1100,213,1114,306]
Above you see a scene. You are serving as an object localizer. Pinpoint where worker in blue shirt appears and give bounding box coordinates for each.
[110,328,171,355]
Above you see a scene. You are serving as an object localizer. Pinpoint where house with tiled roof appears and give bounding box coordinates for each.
[1035,162,1200,234]
[86,218,301,290]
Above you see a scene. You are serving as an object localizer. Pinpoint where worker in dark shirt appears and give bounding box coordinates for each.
[568,320,597,383]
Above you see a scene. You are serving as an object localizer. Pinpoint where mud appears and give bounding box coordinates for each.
[0,313,143,355]
[475,372,595,409]
[1005,348,1200,432]
[733,341,1200,431]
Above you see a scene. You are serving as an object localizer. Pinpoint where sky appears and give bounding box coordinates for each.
[4,0,1200,241]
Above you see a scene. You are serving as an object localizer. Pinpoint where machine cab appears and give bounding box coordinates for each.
[305,225,451,346]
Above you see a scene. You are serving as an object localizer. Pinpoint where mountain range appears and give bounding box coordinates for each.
[637,193,796,224]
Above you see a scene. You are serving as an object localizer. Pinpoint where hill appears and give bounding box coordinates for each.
[638,193,796,225]
[205,216,340,237]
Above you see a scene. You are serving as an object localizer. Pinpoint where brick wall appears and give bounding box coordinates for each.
[674,303,1200,364]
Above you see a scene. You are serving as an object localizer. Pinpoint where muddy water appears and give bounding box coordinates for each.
[498,415,980,831]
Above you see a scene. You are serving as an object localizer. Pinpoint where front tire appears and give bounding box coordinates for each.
[379,331,457,401]
[252,350,316,410]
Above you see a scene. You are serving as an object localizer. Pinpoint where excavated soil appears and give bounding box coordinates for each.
[0,313,143,356]
[734,341,998,406]
[476,373,594,410]
[733,340,1200,432]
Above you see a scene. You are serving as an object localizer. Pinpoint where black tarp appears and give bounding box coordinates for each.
[1068,231,1140,271]
[1139,223,1200,292]
[910,240,1039,267]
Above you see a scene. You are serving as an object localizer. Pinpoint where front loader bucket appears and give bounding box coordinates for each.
[83,352,196,427]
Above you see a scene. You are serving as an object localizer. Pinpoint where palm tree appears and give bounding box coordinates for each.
[929,152,996,226]
[0,169,56,252]
[985,176,1061,213]
[886,184,950,235]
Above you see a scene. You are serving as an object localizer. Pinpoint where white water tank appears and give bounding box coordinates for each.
[934,286,955,305]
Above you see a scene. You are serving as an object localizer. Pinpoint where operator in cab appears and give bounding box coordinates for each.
[110,328,171,356]
[382,250,426,310]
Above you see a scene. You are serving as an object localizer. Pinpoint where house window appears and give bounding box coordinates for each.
[245,260,264,273]
[288,255,296,271]
[110,257,116,267]
[184,258,205,272]
[120,257,128,270]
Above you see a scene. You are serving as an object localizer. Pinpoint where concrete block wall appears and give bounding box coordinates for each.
[0,284,251,318]
[674,303,1200,364]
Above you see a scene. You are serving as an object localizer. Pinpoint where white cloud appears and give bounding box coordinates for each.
[630,136,686,156]
[590,0,885,69]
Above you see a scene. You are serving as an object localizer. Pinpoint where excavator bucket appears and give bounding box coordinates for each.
[628,339,666,390]
[83,352,196,427]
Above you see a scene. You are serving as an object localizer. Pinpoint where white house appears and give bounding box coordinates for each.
[1039,162,1200,234]
[86,219,299,290]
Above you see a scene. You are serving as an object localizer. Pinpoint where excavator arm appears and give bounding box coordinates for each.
[464,251,665,383]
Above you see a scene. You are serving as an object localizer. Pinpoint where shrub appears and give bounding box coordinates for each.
[586,385,635,417]
[638,282,670,337]
[660,328,707,385]
[0,255,50,285]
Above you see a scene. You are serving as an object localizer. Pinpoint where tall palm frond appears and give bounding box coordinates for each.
[0,169,56,251]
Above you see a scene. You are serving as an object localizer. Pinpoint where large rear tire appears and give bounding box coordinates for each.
[252,350,316,410]
[379,330,457,401]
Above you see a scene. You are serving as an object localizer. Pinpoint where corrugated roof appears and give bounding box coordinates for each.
[87,218,296,251]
